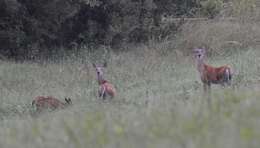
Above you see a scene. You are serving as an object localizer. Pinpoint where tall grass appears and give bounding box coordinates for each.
[0,43,260,147]
[1,5,260,146]
[176,19,260,56]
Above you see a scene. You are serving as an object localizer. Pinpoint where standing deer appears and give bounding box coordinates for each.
[193,48,232,104]
[93,63,116,99]
[32,96,72,112]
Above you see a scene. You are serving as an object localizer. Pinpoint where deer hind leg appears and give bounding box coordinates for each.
[220,81,226,88]
[203,83,211,93]
[224,68,232,86]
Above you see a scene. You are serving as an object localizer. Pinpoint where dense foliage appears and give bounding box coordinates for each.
[0,0,256,59]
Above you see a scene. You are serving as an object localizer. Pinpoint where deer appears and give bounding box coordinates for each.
[32,96,72,112]
[193,48,232,105]
[93,63,116,100]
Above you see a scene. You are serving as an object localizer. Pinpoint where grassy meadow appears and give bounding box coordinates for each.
[0,46,260,148]
[1,20,260,147]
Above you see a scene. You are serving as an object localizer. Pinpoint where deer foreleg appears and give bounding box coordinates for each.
[203,83,211,109]
[99,86,106,99]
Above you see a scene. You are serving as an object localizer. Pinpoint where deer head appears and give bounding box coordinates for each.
[193,47,207,75]
[193,48,206,61]
[93,62,107,84]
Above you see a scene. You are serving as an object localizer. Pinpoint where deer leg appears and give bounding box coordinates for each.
[226,78,232,87]
[203,83,211,110]
[221,82,226,88]
[203,83,210,94]
[207,83,212,110]
[99,86,106,100]
[224,69,232,87]
[222,80,231,88]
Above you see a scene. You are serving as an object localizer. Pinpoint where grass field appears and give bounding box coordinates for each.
[0,45,260,148]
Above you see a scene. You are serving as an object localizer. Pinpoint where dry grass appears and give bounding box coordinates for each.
[172,0,260,56]
[176,19,260,56]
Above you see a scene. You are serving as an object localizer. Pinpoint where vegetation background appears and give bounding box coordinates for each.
[0,0,257,60]
[0,0,260,148]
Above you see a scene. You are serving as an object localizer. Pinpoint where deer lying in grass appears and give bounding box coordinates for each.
[32,96,72,112]
[93,63,116,99]
[193,48,232,92]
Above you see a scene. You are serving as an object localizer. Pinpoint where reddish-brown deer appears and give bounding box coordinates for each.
[93,63,116,99]
[193,48,232,106]
[32,96,72,112]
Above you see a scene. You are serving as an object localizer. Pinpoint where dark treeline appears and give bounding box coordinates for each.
[0,0,206,60]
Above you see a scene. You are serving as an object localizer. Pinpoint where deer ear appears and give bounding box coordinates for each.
[92,63,96,68]
[103,62,107,67]
[193,48,199,53]
[65,97,71,104]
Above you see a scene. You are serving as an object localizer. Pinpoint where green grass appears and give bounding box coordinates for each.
[0,48,260,148]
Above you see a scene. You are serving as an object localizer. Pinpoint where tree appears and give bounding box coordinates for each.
[0,0,208,60]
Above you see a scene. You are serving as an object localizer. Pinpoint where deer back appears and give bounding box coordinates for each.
[32,96,71,111]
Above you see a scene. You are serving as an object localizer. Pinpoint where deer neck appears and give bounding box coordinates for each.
[97,74,106,85]
[196,59,205,76]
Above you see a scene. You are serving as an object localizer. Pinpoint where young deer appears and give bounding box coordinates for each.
[193,48,232,92]
[32,96,72,112]
[93,63,116,99]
